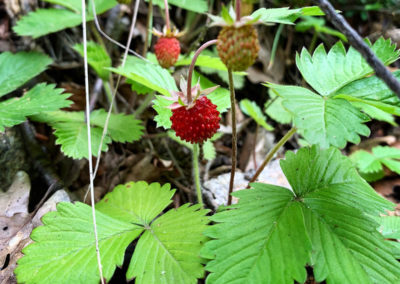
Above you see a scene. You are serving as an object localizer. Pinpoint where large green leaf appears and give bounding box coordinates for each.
[240,99,273,130]
[0,52,52,97]
[127,203,209,283]
[296,38,399,96]
[268,83,370,148]
[15,202,142,284]
[145,0,207,13]
[14,0,117,38]
[16,181,210,283]
[109,56,177,97]
[31,109,144,159]
[74,41,111,80]
[264,89,292,124]
[0,83,71,131]
[205,147,399,284]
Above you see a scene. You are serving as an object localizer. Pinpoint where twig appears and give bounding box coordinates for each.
[93,0,141,179]
[81,0,104,283]
[236,0,241,21]
[247,127,297,188]
[186,39,218,103]
[314,0,400,98]
[227,68,237,206]
[142,0,153,57]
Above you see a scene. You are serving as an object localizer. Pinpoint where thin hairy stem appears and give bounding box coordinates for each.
[192,144,203,207]
[186,39,217,103]
[143,0,153,57]
[236,0,241,21]
[91,0,146,60]
[268,24,283,70]
[164,0,170,31]
[93,0,140,179]
[247,127,297,188]
[81,0,104,283]
[227,68,237,206]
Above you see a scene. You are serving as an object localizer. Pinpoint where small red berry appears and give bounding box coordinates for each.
[154,37,180,69]
[170,97,220,144]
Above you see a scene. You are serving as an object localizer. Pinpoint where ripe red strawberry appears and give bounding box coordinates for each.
[154,37,180,69]
[171,97,220,144]
[217,24,259,72]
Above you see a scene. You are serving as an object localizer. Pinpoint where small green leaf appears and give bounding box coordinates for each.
[240,99,274,130]
[202,139,216,161]
[14,0,117,38]
[167,131,193,150]
[145,0,207,13]
[221,5,234,24]
[0,52,52,97]
[15,202,142,284]
[74,41,111,80]
[251,6,323,25]
[0,83,71,132]
[296,38,400,96]
[268,83,370,148]
[31,110,143,159]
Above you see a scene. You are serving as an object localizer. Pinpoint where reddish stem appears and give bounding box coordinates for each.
[164,0,170,31]
[186,39,218,103]
[236,0,241,21]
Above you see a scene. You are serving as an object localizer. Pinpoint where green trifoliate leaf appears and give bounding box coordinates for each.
[16,181,209,283]
[31,109,144,159]
[14,0,117,38]
[0,83,72,132]
[0,52,52,97]
[268,83,370,148]
[296,38,399,96]
[98,181,210,283]
[74,41,111,80]
[205,146,399,284]
[109,56,177,97]
[15,202,143,284]
[351,146,400,177]
[240,99,274,130]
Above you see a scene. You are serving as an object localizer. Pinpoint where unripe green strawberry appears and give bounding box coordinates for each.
[117,0,132,4]
[217,24,259,72]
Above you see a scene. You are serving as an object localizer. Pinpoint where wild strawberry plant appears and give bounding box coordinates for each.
[4,0,400,283]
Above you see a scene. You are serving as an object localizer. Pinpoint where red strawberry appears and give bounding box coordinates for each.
[154,37,180,69]
[171,97,220,144]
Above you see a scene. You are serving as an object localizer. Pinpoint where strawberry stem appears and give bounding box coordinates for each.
[186,39,218,103]
[164,0,170,31]
[227,68,237,206]
[193,143,204,207]
[246,127,297,188]
[236,0,241,21]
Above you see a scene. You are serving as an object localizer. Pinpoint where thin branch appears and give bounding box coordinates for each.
[186,39,218,103]
[81,0,104,283]
[192,144,204,207]
[247,127,297,188]
[227,68,237,206]
[314,0,400,98]
[91,0,147,60]
[236,0,241,21]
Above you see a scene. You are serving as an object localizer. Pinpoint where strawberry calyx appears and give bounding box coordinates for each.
[208,5,261,28]
[166,77,219,110]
